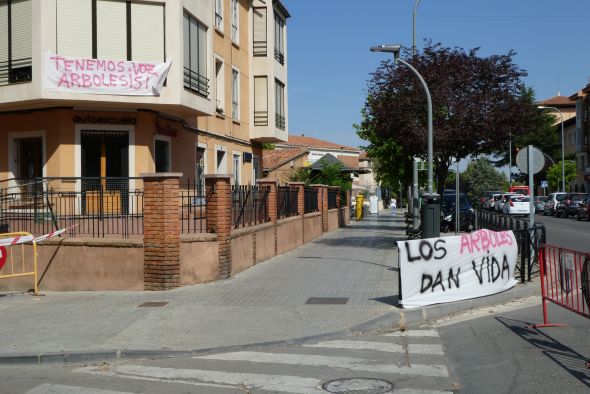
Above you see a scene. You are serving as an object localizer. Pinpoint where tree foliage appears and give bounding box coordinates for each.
[546,160,576,191]
[358,41,542,196]
[288,162,352,190]
[462,157,507,202]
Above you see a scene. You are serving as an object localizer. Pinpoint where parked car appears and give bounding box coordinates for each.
[480,190,503,209]
[441,193,474,232]
[502,195,530,216]
[486,193,502,210]
[495,193,518,213]
[534,196,547,213]
[576,196,590,221]
[559,192,589,218]
[543,192,566,216]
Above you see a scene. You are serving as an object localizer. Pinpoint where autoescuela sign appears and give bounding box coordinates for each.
[44,52,172,96]
[397,229,518,308]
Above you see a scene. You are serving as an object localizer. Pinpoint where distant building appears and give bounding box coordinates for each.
[569,85,590,192]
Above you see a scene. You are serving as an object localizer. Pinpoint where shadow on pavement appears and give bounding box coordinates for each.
[313,236,397,250]
[372,294,400,307]
[297,256,396,270]
[495,316,590,388]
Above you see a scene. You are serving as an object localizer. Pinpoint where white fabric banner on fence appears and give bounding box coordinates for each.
[397,229,518,308]
[44,52,172,96]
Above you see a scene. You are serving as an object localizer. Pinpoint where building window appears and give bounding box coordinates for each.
[183,11,209,97]
[254,76,268,126]
[0,0,33,86]
[232,68,239,120]
[274,13,284,65]
[230,0,238,44]
[252,7,266,56]
[215,57,224,115]
[215,0,223,31]
[216,147,227,174]
[275,79,285,131]
[232,153,240,186]
[154,137,170,172]
[196,145,206,194]
[56,0,165,62]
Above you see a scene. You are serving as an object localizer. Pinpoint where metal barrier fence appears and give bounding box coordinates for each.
[179,180,209,234]
[304,187,319,214]
[277,186,299,219]
[0,232,38,294]
[0,177,144,238]
[328,189,338,209]
[475,210,546,283]
[533,245,590,327]
[231,185,270,229]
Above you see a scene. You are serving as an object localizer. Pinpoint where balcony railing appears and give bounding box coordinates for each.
[0,58,32,86]
[254,111,269,126]
[274,48,285,65]
[253,40,267,57]
[183,67,209,97]
[275,113,285,131]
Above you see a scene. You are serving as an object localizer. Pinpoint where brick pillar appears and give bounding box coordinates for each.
[288,182,305,217]
[205,175,232,279]
[142,173,182,291]
[257,179,278,255]
[311,184,329,232]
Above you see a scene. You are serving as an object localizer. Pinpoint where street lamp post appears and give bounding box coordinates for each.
[412,0,421,56]
[538,105,565,193]
[370,44,439,237]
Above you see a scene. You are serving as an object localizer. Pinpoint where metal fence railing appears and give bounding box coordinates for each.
[340,189,348,207]
[231,185,270,229]
[304,187,319,214]
[0,177,144,238]
[328,189,338,209]
[277,186,299,219]
[475,210,546,283]
[179,180,208,234]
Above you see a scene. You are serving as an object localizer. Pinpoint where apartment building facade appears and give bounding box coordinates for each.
[570,85,590,192]
[0,0,289,189]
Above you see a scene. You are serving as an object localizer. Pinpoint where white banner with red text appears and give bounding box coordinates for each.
[44,52,172,96]
[397,229,518,308]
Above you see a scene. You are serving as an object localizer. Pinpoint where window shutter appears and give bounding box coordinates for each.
[253,7,266,43]
[0,1,8,65]
[254,76,267,113]
[131,2,164,62]
[197,22,207,79]
[183,13,190,70]
[189,17,199,76]
[96,0,127,60]
[11,0,32,62]
[57,0,92,58]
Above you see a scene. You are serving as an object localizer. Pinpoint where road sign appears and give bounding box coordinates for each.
[516,146,545,174]
[0,246,6,270]
[541,180,549,188]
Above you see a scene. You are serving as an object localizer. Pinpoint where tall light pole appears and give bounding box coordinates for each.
[538,106,565,192]
[370,44,438,237]
[412,0,421,56]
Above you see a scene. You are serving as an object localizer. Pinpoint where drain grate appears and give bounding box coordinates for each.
[306,297,349,305]
[138,301,169,308]
[322,378,394,394]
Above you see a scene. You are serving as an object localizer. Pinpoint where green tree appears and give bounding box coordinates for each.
[287,162,352,191]
[463,157,507,202]
[546,160,576,191]
[358,41,541,196]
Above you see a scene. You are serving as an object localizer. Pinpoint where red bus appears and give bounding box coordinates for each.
[509,185,530,195]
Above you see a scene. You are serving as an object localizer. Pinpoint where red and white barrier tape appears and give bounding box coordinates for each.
[0,225,77,247]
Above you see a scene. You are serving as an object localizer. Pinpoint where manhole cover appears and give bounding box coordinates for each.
[322,378,394,394]
[306,297,348,305]
[138,301,169,308]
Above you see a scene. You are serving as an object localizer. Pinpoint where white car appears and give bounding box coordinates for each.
[494,193,518,212]
[502,195,530,215]
[486,193,502,210]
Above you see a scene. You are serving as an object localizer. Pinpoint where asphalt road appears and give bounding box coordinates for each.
[535,212,590,252]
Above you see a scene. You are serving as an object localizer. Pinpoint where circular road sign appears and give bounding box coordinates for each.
[516,146,545,174]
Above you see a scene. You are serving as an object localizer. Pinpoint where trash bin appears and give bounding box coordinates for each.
[421,193,440,239]
[355,195,364,220]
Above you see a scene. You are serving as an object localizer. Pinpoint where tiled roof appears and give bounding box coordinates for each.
[262,148,308,171]
[538,95,575,107]
[285,134,360,152]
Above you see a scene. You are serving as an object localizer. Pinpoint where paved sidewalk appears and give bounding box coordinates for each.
[0,211,540,364]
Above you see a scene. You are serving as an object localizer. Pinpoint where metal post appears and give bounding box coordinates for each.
[455,160,460,235]
[528,145,535,229]
[412,0,421,57]
[413,159,419,228]
[509,136,512,188]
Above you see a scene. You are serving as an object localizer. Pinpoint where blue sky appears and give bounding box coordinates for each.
[286,0,590,149]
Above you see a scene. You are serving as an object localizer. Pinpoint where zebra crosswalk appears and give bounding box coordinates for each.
[25,329,455,394]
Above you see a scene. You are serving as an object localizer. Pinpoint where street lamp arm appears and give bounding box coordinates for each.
[397,58,434,195]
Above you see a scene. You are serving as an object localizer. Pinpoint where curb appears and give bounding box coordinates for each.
[0,282,540,366]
